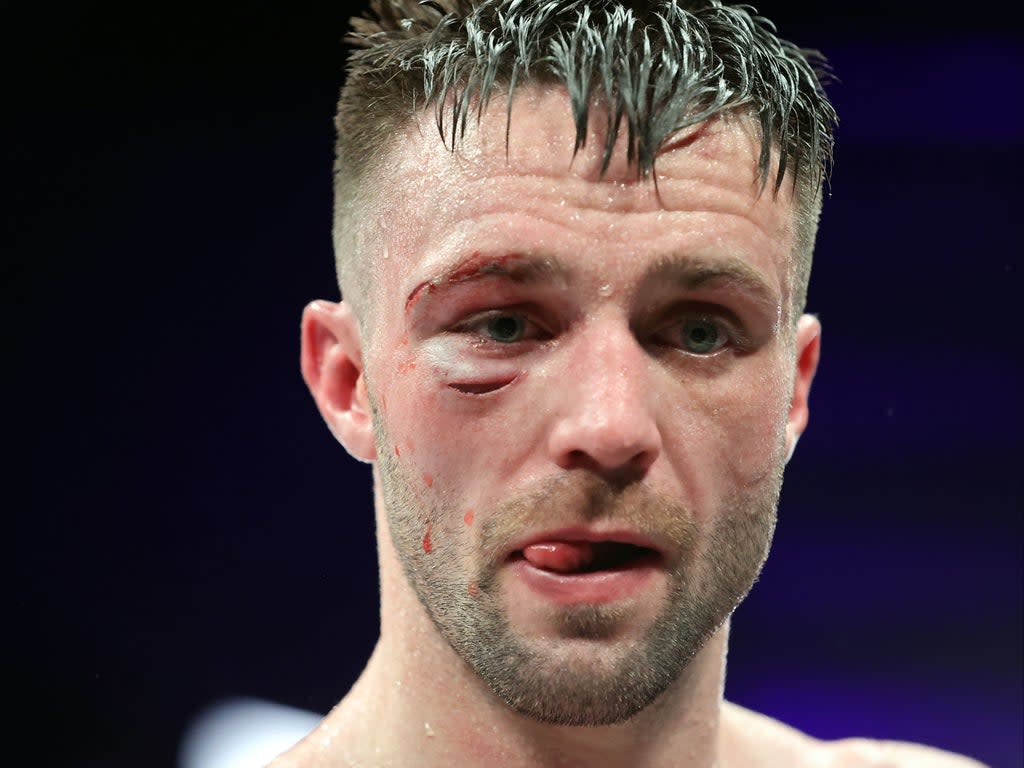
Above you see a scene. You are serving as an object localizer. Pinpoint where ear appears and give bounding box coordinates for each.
[300,300,377,462]
[785,314,821,463]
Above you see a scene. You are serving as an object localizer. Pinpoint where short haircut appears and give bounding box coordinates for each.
[333,0,837,323]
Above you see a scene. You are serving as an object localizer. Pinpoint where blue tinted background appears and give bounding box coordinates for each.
[9,2,1021,766]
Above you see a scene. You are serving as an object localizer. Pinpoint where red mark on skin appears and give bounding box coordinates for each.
[423,523,433,554]
[468,582,479,597]
[396,359,416,373]
[394,445,401,457]
[404,251,524,316]
[423,473,434,488]
[463,509,474,526]
[404,282,433,316]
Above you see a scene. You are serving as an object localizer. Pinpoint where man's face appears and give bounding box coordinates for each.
[351,89,816,725]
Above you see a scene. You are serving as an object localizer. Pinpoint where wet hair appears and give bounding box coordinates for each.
[333,0,837,320]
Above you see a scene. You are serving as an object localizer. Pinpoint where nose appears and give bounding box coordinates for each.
[547,317,662,482]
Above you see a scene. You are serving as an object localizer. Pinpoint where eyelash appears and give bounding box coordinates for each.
[451,310,549,347]
[652,315,740,356]
[449,307,745,356]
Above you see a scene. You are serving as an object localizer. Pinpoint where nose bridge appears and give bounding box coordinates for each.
[548,312,662,475]
[574,316,646,408]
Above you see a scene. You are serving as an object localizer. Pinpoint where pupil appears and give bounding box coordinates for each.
[686,321,718,352]
[489,316,522,341]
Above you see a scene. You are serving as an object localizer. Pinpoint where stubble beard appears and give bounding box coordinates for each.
[374,420,783,727]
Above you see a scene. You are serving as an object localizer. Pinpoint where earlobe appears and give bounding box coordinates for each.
[300,300,377,462]
[785,314,821,463]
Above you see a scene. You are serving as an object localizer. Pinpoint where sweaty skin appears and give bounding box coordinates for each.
[284,88,988,768]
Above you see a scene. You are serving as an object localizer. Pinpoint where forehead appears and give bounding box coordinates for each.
[358,85,796,330]
[377,86,785,208]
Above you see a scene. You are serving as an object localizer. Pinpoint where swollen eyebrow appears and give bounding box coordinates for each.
[404,254,566,315]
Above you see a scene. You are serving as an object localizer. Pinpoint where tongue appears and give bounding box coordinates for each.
[522,541,595,573]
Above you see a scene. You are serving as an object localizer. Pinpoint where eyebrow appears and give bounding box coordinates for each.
[646,253,781,312]
[404,253,569,314]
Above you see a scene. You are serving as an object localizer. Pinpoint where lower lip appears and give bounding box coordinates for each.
[509,556,660,606]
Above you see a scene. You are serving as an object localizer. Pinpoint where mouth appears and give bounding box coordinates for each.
[505,533,665,605]
[511,540,662,574]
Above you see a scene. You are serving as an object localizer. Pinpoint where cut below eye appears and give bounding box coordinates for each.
[449,377,517,395]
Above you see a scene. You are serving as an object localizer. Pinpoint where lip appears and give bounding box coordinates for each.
[509,556,661,605]
[505,526,668,563]
[502,527,668,606]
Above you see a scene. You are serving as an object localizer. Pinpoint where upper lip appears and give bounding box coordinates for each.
[506,526,669,562]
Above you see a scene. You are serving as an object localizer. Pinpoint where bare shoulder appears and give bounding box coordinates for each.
[720,701,989,768]
[823,737,990,768]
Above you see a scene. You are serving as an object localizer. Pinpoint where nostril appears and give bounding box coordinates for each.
[547,386,663,481]
[561,449,654,486]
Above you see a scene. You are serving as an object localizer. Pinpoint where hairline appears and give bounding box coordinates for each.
[334,99,821,340]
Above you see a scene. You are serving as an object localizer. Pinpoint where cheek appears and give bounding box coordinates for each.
[666,363,790,500]
[376,345,518,496]
[712,370,790,482]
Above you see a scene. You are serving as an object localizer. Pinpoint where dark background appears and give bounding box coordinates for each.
[8,2,1021,766]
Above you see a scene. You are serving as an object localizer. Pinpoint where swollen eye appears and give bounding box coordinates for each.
[682,318,726,354]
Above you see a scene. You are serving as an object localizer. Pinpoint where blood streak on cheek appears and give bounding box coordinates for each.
[423,523,433,553]
[423,473,434,487]
[467,582,479,597]
[463,509,474,526]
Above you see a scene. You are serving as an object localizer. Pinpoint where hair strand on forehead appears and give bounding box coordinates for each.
[343,0,834,187]
[333,0,837,320]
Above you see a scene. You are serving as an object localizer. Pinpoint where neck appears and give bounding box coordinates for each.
[317,486,732,768]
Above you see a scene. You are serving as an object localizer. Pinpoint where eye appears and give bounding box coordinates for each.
[483,314,528,343]
[681,317,727,354]
[453,310,546,345]
[652,314,733,355]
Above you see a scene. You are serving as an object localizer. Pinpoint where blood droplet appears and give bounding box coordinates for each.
[463,509,474,526]
[394,445,401,457]
[467,582,479,597]
[423,473,433,487]
[423,523,433,553]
